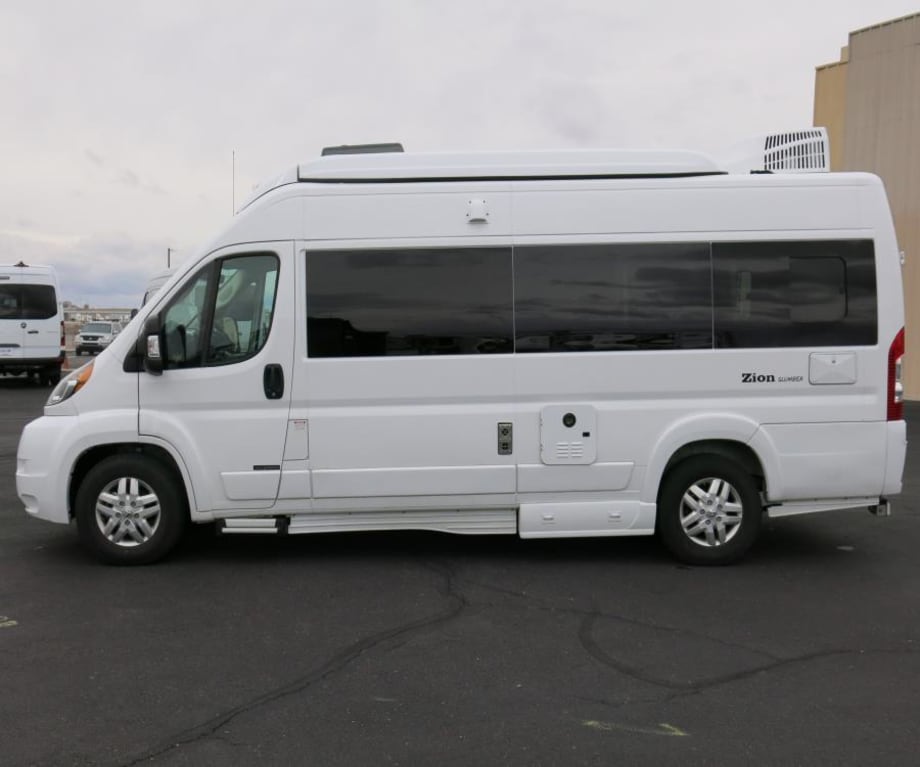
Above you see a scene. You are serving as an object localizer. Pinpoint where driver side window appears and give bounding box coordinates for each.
[206,254,279,366]
[162,270,209,369]
[161,252,279,370]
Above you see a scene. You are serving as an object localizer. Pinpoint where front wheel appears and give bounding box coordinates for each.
[657,456,763,565]
[75,454,187,565]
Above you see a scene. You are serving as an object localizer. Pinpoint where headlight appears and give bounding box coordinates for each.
[48,361,94,406]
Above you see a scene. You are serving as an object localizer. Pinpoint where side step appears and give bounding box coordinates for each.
[219,518,285,534]
[216,510,516,536]
[288,509,515,535]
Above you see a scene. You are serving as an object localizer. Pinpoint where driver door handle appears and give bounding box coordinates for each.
[263,364,284,400]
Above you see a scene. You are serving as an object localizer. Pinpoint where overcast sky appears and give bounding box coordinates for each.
[1,0,917,307]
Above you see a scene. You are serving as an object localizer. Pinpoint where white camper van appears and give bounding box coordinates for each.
[16,133,907,565]
[0,262,64,385]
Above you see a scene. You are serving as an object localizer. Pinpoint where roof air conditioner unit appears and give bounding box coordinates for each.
[720,127,830,174]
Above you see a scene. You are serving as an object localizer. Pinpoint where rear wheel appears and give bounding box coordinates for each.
[75,454,187,565]
[656,456,762,565]
[40,365,60,386]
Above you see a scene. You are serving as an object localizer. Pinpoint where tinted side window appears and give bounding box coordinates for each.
[0,286,19,318]
[0,285,57,319]
[514,243,713,352]
[306,248,513,357]
[20,286,58,319]
[713,240,877,348]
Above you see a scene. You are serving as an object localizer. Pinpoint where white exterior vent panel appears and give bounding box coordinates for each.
[763,129,830,173]
[718,127,831,174]
[540,405,597,465]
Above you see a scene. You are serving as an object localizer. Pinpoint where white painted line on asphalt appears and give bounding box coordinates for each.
[583,720,689,737]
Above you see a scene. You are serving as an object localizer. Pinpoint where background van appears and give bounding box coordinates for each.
[0,262,63,385]
[141,268,174,306]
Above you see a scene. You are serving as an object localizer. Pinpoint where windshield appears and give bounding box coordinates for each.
[82,322,114,333]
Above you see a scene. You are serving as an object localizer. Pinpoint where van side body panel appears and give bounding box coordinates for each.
[289,186,519,515]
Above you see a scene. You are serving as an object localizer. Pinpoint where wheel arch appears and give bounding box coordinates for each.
[69,442,194,521]
[642,414,768,504]
[658,440,766,501]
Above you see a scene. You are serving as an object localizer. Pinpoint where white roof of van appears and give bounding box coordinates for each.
[296,149,723,181]
[0,263,58,280]
[237,131,834,212]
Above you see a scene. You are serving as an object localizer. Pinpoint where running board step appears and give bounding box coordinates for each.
[219,518,284,534]
[217,510,516,536]
[287,509,516,535]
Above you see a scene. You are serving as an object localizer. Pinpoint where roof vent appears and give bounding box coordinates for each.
[763,128,829,172]
[719,127,830,174]
[321,143,404,156]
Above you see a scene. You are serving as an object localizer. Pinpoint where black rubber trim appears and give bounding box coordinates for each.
[298,171,728,184]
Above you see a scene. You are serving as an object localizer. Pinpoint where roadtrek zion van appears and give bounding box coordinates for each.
[16,130,907,565]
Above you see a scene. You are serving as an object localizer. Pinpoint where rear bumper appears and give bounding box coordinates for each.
[883,419,907,496]
[0,353,63,372]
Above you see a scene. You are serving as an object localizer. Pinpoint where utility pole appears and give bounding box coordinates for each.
[167,248,172,268]
[232,150,236,214]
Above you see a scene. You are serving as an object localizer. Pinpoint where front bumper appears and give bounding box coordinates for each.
[16,416,75,524]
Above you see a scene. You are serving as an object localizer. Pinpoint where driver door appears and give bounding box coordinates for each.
[139,243,294,512]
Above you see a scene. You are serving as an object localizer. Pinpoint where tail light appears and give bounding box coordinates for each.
[888,327,905,421]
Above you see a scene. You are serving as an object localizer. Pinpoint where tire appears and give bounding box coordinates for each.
[656,455,763,565]
[41,366,60,386]
[75,454,187,565]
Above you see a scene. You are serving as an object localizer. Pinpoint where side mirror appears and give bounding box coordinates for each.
[143,316,164,376]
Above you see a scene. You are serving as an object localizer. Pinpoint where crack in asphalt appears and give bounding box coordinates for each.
[116,561,467,767]
[452,576,920,696]
[460,575,785,662]
[105,557,919,766]
[578,611,919,693]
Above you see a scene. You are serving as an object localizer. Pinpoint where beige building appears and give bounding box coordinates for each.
[814,12,920,397]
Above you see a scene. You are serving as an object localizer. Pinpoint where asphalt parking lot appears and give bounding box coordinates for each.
[2,369,920,766]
